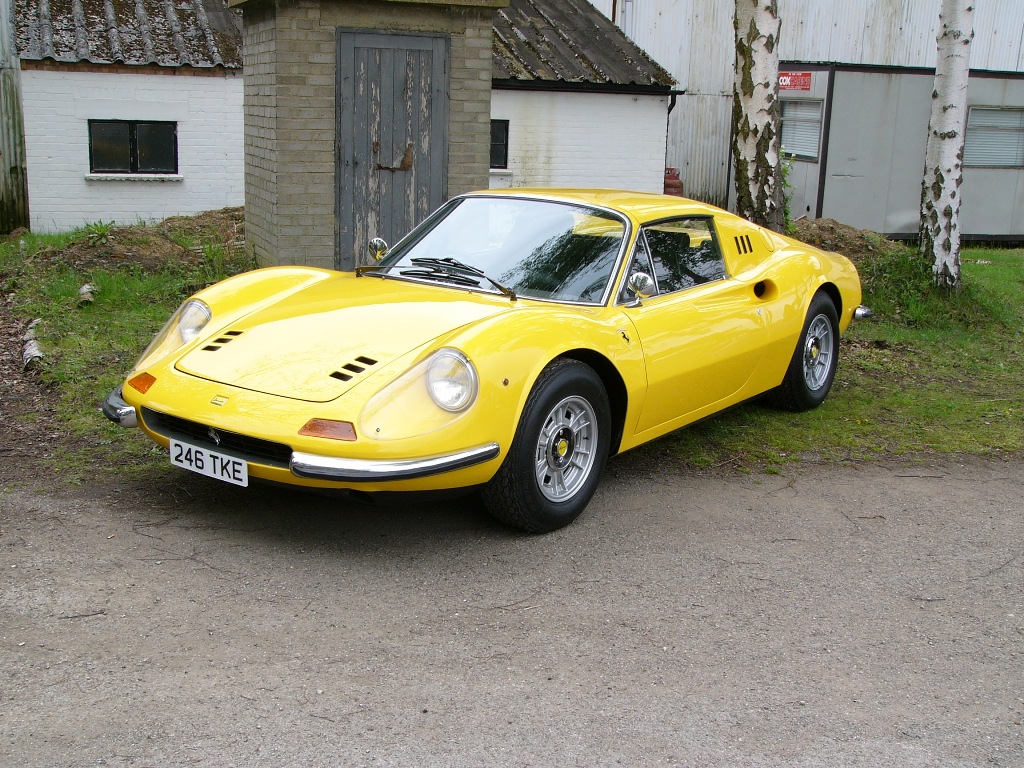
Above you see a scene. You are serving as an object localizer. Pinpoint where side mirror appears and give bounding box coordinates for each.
[369,237,389,261]
[627,272,654,302]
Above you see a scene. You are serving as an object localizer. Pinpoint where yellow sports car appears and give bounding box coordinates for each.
[103,189,866,532]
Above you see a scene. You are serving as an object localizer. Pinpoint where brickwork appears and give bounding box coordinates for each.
[20,68,244,232]
[242,1,278,264]
[235,0,504,267]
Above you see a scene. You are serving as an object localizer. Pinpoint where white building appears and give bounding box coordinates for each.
[11,0,244,233]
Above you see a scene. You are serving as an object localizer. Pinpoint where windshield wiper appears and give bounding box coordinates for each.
[355,264,390,278]
[397,268,482,287]
[407,257,517,301]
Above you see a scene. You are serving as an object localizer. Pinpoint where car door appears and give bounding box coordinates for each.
[621,217,771,436]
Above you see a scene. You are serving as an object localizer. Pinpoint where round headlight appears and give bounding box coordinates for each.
[425,349,478,412]
[177,299,212,344]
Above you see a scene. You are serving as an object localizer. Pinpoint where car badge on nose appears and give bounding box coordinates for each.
[211,395,229,406]
[208,427,222,446]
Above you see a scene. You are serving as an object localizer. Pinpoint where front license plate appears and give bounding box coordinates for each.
[169,439,249,487]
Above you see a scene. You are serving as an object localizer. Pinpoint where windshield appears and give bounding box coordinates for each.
[377,197,628,304]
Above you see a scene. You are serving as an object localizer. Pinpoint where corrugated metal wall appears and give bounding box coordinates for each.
[1,0,29,233]
[599,0,1024,208]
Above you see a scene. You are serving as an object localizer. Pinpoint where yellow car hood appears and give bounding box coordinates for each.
[175,276,509,402]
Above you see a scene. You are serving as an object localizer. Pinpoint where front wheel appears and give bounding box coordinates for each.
[482,359,611,533]
[767,291,840,411]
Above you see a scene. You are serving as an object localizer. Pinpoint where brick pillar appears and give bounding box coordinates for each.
[229,0,508,268]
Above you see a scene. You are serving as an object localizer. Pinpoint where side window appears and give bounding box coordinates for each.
[643,218,726,295]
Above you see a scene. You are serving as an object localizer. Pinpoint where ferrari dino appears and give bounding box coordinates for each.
[103,189,866,532]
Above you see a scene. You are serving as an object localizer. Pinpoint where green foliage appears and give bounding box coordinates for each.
[1,217,252,478]
[660,244,1024,470]
[82,220,115,246]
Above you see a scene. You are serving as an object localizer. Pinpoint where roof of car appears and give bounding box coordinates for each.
[466,188,727,223]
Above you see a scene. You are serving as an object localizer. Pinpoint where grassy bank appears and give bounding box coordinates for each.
[1,211,1021,481]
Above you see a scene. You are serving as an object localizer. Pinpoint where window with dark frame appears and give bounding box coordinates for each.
[490,119,509,169]
[88,120,178,174]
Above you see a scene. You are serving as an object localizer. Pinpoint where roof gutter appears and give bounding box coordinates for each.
[491,78,674,97]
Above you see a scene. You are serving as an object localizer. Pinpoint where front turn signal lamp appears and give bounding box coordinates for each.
[299,419,357,442]
[127,372,157,394]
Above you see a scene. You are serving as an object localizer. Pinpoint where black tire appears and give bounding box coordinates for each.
[767,291,840,412]
[482,359,611,533]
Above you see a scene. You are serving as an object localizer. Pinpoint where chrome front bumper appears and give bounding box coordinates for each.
[106,390,499,483]
[854,305,874,320]
[290,442,501,482]
[102,387,138,428]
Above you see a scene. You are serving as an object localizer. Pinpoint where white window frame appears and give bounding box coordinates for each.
[963,106,1024,168]
[780,99,823,162]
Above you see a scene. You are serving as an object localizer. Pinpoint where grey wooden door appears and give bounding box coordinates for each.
[335,31,449,270]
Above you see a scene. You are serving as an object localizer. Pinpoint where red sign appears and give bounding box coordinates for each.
[779,71,812,91]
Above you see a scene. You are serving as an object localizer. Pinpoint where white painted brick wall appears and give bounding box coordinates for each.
[21,69,244,232]
[489,90,669,193]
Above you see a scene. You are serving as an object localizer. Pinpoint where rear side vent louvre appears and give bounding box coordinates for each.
[735,235,754,255]
[330,356,379,382]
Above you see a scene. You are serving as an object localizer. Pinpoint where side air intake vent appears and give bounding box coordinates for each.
[735,235,754,255]
[330,356,379,382]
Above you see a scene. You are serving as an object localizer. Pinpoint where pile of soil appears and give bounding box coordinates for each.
[791,217,907,265]
[22,206,245,274]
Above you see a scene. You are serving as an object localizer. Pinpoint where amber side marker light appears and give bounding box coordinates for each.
[299,419,357,441]
[127,372,157,394]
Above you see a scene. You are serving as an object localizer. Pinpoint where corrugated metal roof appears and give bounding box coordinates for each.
[15,0,242,68]
[493,0,675,89]
[14,0,673,86]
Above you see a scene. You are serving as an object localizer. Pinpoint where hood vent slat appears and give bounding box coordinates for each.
[330,356,379,383]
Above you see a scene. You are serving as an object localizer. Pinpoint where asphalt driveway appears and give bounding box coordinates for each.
[2,454,1021,767]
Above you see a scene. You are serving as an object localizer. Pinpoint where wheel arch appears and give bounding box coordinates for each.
[816,281,842,318]
[556,348,628,456]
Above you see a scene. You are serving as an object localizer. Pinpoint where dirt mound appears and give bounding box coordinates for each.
[27,207,245,273]
[792,217,907,265]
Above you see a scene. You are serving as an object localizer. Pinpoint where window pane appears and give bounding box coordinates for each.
[965,108,1024,167]
[136,123,177,173]
[490,120,509,169]
[90,122,131,172]
[781,100,822,160]
[643,219,725,295]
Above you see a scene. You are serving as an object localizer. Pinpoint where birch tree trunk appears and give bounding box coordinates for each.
[732,0,784,232]
[920,0,974,291]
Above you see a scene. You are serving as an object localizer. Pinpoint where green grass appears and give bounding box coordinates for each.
[2,221,1022,481]
[2,220,252,481]
[660,244,1023,469]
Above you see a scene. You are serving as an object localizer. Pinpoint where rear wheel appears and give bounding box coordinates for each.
[482,359,610,533]
[767,292,839,411]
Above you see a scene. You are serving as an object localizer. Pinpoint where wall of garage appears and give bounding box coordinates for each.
[488,89,669,194]
[19,67,244,232]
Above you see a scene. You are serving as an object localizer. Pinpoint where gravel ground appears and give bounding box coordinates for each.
[2,454,1021,767]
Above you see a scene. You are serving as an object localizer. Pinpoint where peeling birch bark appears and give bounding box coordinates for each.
[22,319,42,369]
[732,0,784,233]
[920,0,974,291]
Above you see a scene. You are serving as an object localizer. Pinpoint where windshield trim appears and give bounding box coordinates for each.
[377,194,634,308]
